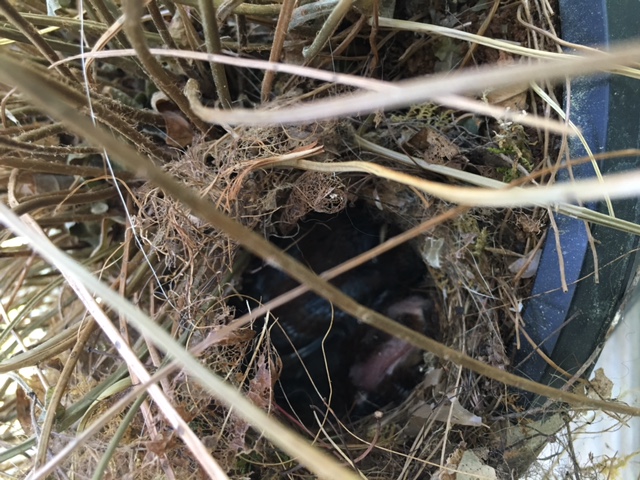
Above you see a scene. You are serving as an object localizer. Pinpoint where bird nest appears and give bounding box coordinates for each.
[129,110,547,478]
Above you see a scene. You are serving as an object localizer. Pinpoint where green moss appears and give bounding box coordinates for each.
[497,165,518,183]
[474,228,489,257]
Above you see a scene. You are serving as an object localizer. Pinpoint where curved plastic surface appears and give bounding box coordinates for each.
[514,0,640,404]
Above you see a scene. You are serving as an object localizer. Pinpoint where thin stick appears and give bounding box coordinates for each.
[262,0,297,102]
[121,0,210,133]
[198,0,232,108]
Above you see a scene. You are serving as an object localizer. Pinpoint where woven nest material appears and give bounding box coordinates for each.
[130,117,540,478]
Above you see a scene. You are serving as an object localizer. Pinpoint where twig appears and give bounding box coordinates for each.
[198,0,232,108]
[121,0,211,133]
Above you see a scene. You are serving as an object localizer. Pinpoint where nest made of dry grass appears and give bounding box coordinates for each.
[125,114,544,479]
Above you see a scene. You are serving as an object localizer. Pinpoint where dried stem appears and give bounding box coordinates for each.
[198,0,232,108]
[121,0,211,134]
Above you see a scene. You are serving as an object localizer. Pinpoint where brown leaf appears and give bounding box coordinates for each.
[407,127,459,163]
[161,111,195,148]
[246,353,273,410]
[16,387,33,436]
[151,91,195,147]
[589,367,614,399]
[411,397,485,427]
[485,83,529,111]
[145,434,175,456]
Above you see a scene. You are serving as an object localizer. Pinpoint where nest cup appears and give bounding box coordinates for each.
[233,201,439,427]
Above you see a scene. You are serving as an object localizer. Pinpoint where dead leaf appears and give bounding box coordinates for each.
[508,250,541,279]
[411,396,485,427]
[421,237,445,269]
[485,83,529,111]
[230,353,275,453]
[439,447,464,480]
[456,450,497,480]
[151,91,195,147]
[423,367,443,387]
[484,51,529,111]
[246,353,273,410]
[161,111,195,148]
[16,387,33,436]
[589,367,613,399]
[145,434,176,456]
[407,127,459,162]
